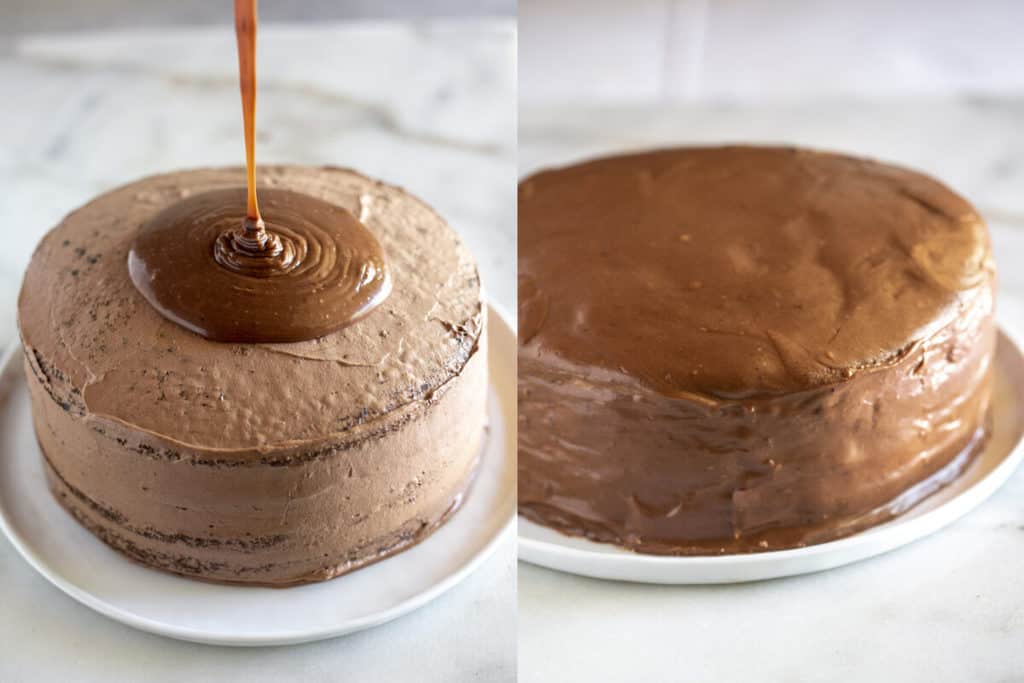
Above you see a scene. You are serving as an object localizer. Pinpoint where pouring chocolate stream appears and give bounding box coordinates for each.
[127,0,391,343]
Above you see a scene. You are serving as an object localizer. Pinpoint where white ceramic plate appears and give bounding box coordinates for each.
[0,304,516,646]
[519,300,1024,584]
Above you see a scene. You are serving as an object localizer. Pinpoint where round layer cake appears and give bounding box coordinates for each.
[19,166,487,585]
[518,146,996,554]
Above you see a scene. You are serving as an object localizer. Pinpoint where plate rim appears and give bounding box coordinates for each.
[0,303,516,647]
[517,316,1024,584]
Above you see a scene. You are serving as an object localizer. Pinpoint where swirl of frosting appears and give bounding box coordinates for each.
[213,215,301,276]
[128,187,391,342]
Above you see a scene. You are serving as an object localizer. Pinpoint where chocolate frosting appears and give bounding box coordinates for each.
[20,166,488,584]
[518,146,996,553]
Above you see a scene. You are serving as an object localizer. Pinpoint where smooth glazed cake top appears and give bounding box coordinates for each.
[519,146,993,398]
[19,166,483,451]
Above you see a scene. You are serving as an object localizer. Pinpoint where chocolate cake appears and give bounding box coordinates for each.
[518,146,996,554]
[19,166,487,585]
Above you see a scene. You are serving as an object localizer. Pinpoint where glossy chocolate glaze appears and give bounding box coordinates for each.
[128,187,390,342]
[127,0,390,343]
[518,146,997,554]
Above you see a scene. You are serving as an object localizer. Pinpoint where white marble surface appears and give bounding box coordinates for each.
[518,100,1024,683]
[0,20,516,683]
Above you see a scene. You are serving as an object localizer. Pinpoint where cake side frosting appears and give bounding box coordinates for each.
[517,146,996,553]
[29,341,487,584]
[519,287,993,553]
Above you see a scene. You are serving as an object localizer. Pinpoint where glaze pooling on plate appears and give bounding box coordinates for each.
[518,328,1024,584]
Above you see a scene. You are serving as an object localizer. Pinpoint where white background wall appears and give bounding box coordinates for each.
[520,0,1024,103]
[0,0,514,38]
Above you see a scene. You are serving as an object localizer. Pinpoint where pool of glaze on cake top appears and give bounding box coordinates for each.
[127,0,390,344]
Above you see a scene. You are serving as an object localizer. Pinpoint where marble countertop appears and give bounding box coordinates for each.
[518,99,1024,683]
[0,21,515,683]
